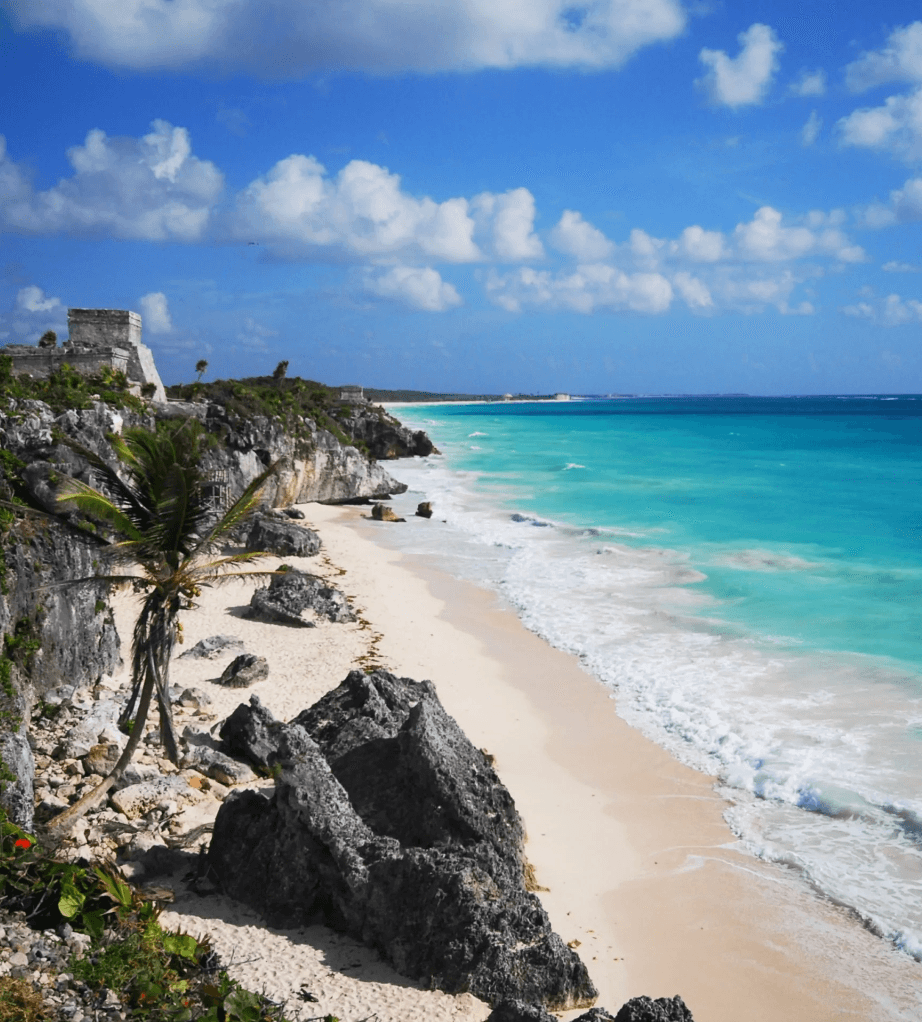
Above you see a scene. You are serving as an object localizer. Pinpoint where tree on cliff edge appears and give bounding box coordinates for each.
[46,421,276,828]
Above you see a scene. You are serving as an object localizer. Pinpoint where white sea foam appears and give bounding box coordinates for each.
[381,449,922,964]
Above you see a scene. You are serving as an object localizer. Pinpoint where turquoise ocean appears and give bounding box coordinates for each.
[380,396,922,962]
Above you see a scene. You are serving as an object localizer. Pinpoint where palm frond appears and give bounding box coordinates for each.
[57,479,146,542]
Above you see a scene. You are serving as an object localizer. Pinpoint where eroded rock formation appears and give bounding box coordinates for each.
[207,670,597,1011]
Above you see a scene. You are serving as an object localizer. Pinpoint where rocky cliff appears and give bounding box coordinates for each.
[0,388,431,829]
[0,401,124,829]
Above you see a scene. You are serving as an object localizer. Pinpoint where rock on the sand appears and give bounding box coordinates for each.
[219,695,283,771]
[111,775,204,820]
[218,653,269,688]
[246,568,355,626]
[179,635,245,660]
[246,515,322,557]
[613,997,694,1022]
[371,503,405,522]
[208,669,597,1011]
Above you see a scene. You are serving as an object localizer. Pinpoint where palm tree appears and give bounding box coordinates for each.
[46,419,277,829]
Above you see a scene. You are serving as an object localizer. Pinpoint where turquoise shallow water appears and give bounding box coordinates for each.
[382,396,922,962]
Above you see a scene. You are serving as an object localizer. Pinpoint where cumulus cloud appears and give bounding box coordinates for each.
[6,0,686,76]
[471,188,544,261]
[485,264,672,314]
[0,121,223,240]
[801,110,822,146]
[697,24,783,108]
[838,86,922,162]
[231,155,482,262]
[17,285,62,314]
[549,211,613,261]
[733,206,864,263]
[789,69,826,97]
[845,22,922,92]
[843,293,922,325]
[857,176,922,228]
[139,292,173,333]
[670,224,725,262]
[362,265,462,311]
[883,260,921,272]
[2,285,67,343]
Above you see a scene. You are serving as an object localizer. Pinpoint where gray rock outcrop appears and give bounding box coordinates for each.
[336,405,439,460]
[178,635,245,660]
[219,695,283,771]
[246,569,355,626]
[218,654,269,688]
[245,515,321,557]
[208,670,596,1011]
[613,997,694,1022]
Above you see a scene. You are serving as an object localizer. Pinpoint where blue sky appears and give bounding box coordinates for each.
[1,1,921,394]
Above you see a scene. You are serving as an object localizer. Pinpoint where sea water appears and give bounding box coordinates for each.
[376,396,922,963]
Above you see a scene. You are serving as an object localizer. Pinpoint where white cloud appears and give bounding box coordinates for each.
[733,206,865,263]
[6,0,686,76]
[845,22,922,92]
[231,155,482,263]
[2,285,67,343]
[857,176,922,228]
[837,86,922,163]
[549,210,613,261]
[472,188,544,261]
[485,264,672,314]
[139,292,173,333]
[801,110,822,146]
[670,224,725,262]
[16,285,62,314]
[843,293,922,325]
[697,24,783,108]
[883,260,921,272]
[0,121,223,240]
[714,270,811,315]
[362,266,462,311]
[790,69,826,97]
[672,271,713,309]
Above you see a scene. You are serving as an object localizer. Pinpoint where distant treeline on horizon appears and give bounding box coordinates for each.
[363,389,555,403]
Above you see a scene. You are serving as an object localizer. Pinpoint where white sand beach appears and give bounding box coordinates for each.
[107,503,922,1022]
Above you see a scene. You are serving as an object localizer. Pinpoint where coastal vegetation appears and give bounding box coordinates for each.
[47,420,278,828]
[0,354,146,415]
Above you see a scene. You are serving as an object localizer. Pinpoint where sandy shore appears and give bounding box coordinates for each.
[114,502,922,1022]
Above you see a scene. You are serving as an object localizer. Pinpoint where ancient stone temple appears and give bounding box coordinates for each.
[0,308,166,402]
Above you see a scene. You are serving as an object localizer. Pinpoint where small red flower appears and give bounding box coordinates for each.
[14,838,30,849]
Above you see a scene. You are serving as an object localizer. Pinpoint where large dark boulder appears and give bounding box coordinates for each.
[246,569,355,626]
[219,695,283,770]
[613,997,694,1022]
[208,670,596,1010]
[246,516,321,557]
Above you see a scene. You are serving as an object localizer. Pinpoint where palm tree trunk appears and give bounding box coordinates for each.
[46,662,156,831]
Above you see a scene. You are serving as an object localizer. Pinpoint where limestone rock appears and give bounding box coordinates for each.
[247,569,355,626]
[183,745,257,786]
[415,501,433,518]
[613,997,694,1022]
[0,731,34,831]
[177,687,212,710]
[219,695,283,770]
[110,775,202,820]
[84,742,120,776]
[178,635,244,660]
[371,503,405,522]
[208,670,595,1011]
[246,516,321,557]
[219,654,269,688]
[486,1001,558,1022]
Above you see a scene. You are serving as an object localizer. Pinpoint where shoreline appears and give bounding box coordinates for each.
[155,502,922,1021]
